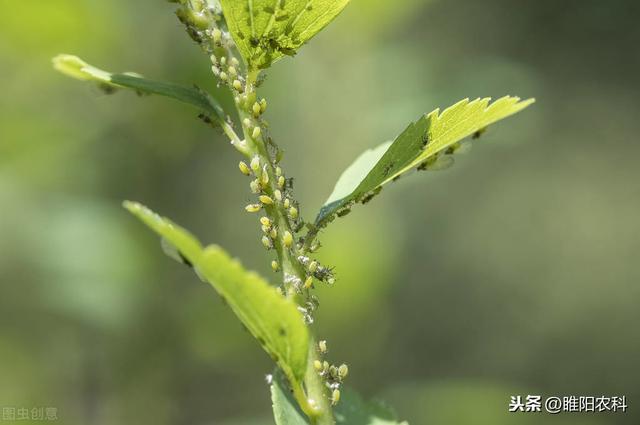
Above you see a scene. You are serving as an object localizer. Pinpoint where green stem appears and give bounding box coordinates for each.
[238,70,335,425]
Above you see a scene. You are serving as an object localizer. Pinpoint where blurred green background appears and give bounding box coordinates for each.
[1,0,639,424]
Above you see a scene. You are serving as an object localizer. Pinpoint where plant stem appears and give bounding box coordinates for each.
[234,70,335,424]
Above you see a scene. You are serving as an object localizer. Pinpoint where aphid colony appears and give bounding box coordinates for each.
[313,340,349,406]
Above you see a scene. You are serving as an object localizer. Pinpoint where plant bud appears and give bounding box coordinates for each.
[245,204,261,213]
[243,118,251,127]
[230,57,240,67]
[275,166,282,176]
[228,66,237,76]
[278,175,285,189]
[220,56,227,66]
[232,79,242,91]
[274,189,283,202]
[283,198,290,209]
[283,231,293,248]
[238,161,251,176]
[271,260,279,272]
[252,126,261,139]
[260,98,268,113]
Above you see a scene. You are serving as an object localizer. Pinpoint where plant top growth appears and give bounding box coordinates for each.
[53,0,533,423]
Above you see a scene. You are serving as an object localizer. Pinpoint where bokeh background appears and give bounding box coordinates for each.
[1,0,639,424]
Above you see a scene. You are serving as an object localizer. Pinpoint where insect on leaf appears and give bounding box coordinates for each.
[315,96,535,227]
[219,0,351,69]
[52,54,225,122]
[123,201,310,387]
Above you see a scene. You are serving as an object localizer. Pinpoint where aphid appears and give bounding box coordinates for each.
[220,56,227,66]
[239,161,251,176]
[274,189,283,202]
[245,203,261,213]
[326,277,335,285]
[243,118,252,127]
[318,340,327,354]
[261,224,270,233]
[314,360,323,372]
[261,166,270,185]
[259,195,274,205]
[260,216,271,227]
[283,198,290,209]
[269,228,278,239]
[289,206,299,220]
[283,231,293,248]
[329,365,338,380]
[308,261,318,273]
[212,28,222,43]
[228,66,237,77]
[275,166,282,176]
[472,126,487,139]
[336,207,351,217]
[277,175,285,189]
[230,57,240,67]
[260,98,268,113]
[271,260,279,272]
[232,79,242,91]
[338,364,349,380]
[265,374,273,385]
[304,276,313,289]
[262,235,273,249]
[250,156,261,172]
[331,389,341,406]
[252,102,262,117]
[219,71,228,81]
[252,126,262,139]
[249,179,261,194]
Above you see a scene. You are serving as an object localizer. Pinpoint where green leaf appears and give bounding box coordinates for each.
[123,201,310,386]
[52,54,225,122]
[334,389,409,425]
[220,0,350,69]
[272,370,408,425]
[315,96,535,227]
[272,370,310,425]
